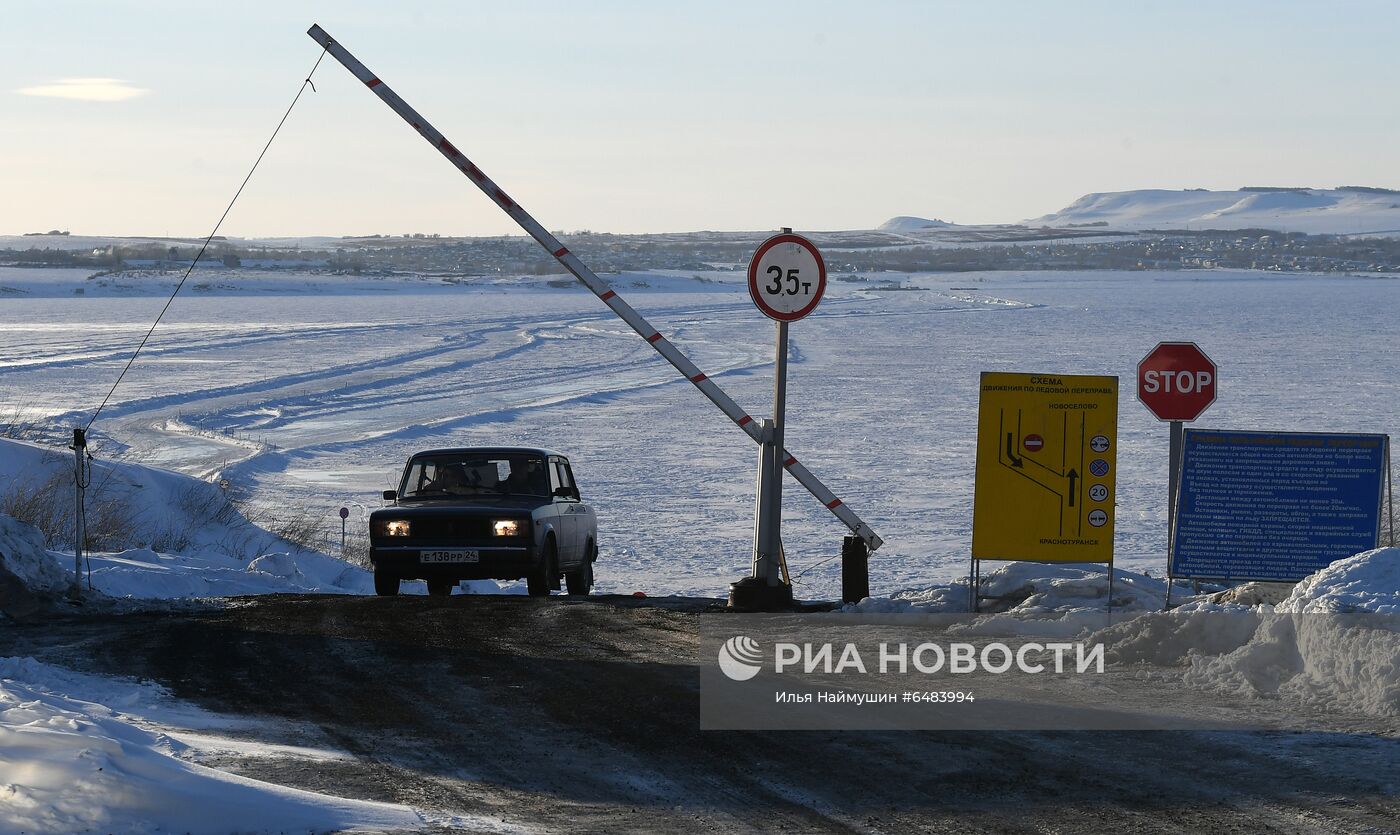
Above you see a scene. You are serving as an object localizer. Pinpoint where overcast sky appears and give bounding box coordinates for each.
[5,0,1397,237]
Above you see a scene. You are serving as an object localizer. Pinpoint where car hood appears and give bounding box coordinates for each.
[371,497,543,517]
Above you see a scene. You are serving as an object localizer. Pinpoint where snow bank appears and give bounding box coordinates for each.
[1179,612,1400,717]
[1098,605,1261,667]
[846,562,1168,616]
[76,546,505,601]
[1095,606,1400,717]
[0,514,72,620]
[1276,547,1400,614]
[84,546,376,599]
[849,550,1400,718]
[0,656,430,834]
[1099,549,1400,717]
[1207,581,1294,607]
[0,514,68,596]
[0,438,506,602]
[845,579,971,614]
[0,437,283,558]
[1175,548,1400,716]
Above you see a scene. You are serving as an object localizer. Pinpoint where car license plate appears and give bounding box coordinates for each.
[420,550,480,564]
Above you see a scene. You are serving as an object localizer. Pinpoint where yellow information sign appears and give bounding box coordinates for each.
[972,372,1119,564]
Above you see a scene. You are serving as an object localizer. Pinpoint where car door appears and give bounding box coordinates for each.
[548,457,578,566]
[559,458,595,561]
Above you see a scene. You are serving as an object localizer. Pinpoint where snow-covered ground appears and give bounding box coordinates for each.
[846,549,1400,721]
[4,265,1400,599]
[0,438,507,601]
[3,251,1399,833]
[1028,187,1400,235]
[0,655,496,834]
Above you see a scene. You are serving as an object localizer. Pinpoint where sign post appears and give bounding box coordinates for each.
[731,229,826,611]
[339,506,350,555]
[1136,342,1216,607]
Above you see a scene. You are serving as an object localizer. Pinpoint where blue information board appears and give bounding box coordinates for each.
[1171,430,1389,582]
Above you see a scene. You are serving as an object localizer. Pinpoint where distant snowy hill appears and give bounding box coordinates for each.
[879,216,955,233]
[1029,187,1400,235]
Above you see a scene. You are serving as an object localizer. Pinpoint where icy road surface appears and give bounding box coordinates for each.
[3,268,1399,599]
[2,595,1397,834]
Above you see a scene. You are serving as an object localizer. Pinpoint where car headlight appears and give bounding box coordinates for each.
[378,519,411,537]
[492,519,522,537]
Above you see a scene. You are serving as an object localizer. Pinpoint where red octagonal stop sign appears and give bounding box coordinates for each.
[1137,342,1217,421]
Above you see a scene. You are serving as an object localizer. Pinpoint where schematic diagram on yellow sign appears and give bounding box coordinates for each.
[972,372,1119,564]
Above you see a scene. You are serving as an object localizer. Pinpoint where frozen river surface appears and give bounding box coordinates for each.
[2,267,1397,598]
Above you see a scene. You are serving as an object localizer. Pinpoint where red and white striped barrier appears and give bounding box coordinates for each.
[306,24,882,551]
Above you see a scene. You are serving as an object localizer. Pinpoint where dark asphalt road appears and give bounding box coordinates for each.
[3,593,1398,834]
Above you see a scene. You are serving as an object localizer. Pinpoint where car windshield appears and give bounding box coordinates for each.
[400,453,550,499]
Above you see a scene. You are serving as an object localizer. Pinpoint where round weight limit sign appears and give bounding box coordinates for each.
[747,232,827,322]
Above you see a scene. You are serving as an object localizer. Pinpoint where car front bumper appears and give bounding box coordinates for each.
[370,543,539,581]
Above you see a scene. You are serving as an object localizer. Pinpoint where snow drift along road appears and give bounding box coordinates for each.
[0,656,435,834]
[0,437,504,603]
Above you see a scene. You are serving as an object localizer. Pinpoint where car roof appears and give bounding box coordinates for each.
[407,447,564,460]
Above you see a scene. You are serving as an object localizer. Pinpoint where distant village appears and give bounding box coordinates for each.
[4,227,1399,277]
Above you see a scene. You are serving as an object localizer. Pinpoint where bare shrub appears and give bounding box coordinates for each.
[1,471,138,552]
[341,531,372,568]
[3,461,366,568]
[265,508,330,552]
[227,501,330,556]
[0,405,44,441]
[151,483,243,552]
[1,472,70,544]
[84,495,139,552]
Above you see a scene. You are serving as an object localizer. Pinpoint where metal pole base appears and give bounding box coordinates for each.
[727,576,795,612]
[841,535,869,604]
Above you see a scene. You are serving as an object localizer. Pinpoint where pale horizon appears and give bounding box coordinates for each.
[6,1,1398,238]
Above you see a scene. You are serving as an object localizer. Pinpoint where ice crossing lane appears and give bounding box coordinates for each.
[305,23,882,551]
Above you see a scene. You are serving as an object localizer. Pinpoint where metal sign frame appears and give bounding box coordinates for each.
[306,24,882,550]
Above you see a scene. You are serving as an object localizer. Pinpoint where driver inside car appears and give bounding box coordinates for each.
[423,464,469,494]
[502,461,548,495]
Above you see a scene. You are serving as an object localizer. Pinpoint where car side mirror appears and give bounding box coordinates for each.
[383,489,397,501]
[553,486,576,500]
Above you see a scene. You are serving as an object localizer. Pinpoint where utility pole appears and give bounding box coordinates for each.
[70,427,87,602]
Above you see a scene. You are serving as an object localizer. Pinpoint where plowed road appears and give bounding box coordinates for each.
[5,595,1398,834]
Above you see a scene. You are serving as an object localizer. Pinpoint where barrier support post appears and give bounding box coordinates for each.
[731,315,796,610]
[841,535,869,604]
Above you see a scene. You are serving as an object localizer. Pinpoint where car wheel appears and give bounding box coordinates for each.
[373,569,399,597]
[528,539,557,597]
[566,541,594,596]
[426,578,455,597]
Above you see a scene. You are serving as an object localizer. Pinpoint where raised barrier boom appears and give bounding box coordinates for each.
[307,24,882,550]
